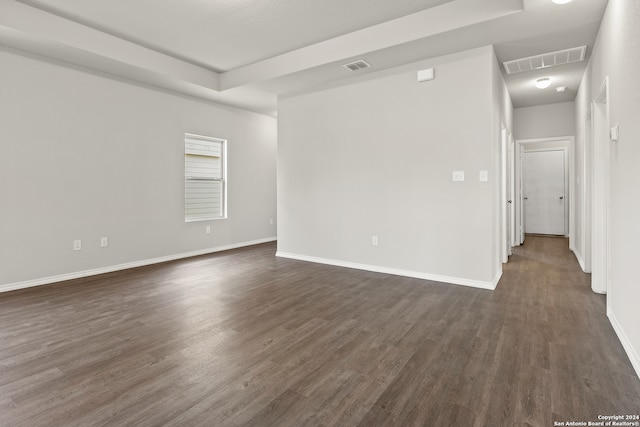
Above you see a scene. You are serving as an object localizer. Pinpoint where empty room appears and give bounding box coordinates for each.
[1,0,639,425]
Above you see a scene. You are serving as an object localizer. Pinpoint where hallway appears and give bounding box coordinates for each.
[497,236,640,423]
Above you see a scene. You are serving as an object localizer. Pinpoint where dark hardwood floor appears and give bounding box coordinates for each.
[1,236,639,426]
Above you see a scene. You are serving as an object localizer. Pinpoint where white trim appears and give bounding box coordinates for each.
[276,252,499,291]
[501,127,508,264]
[571,246,586,272]
[517,136,575,144]
[184,133,228,222]
[591,76,610,296]
[582,105,593,273]
[0,237,277,294]
[491,269,503,289]
[509,134,516,249]
[608,308,640,379]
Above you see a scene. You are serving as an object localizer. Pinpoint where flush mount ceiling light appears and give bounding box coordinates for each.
[535,78,552,89]
[552,0,572,4]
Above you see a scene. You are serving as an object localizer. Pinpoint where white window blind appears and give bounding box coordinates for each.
[185,134,226,222]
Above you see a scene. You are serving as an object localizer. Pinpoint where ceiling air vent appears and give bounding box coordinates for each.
[342,60,371,71]
[503,45,587,74]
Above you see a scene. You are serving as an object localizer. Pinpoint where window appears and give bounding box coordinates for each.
[184,133,226,222]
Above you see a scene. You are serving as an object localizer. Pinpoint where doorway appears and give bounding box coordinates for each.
[515,137,574,245]
[523,149,566,235]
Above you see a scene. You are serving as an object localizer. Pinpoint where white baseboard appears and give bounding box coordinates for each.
[608,308,640,379]
[276,251,498,290]
[0,237,277,294]
[571,247,587,272]
[492,269,503,289]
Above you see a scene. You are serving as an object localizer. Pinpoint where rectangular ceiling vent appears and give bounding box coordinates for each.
[342,60,371,71]
[503,45,587,74]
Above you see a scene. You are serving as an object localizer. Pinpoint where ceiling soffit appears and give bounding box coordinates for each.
[14,0,457,71]
[0,0,608,114]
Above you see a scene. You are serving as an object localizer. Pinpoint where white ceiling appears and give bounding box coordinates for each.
[15,0,455,71]
[0,0,608,115]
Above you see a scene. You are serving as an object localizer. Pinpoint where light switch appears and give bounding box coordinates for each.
[452,171,465,182]
[479,170,488,182]
[610,126,619,142]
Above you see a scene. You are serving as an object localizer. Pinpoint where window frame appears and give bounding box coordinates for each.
[184,133,227,222]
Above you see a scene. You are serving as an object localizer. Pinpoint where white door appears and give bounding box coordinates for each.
[509,137,516,248]
[523,150,565,235]
[520,145,525,244]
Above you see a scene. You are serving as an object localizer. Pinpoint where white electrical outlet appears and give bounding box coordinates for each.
[100,237,108,247]
[73,240,82,251]
[372,236,379,246]
[206,226,211,234]
[269,218,274,226]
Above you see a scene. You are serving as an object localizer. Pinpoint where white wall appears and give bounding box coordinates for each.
[575,0,640,377]
[513,101,575,141]
[0,49,277,290]
[278,46,510,288]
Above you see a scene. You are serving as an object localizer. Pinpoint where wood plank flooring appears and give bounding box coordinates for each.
[1,236,639,426]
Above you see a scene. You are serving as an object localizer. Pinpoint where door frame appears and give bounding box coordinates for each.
[514,136,575,246]
[522,148,568,236]
[591,77,610,295]
[500,127,509,263]
[509,133,516,250]
[501,127,516,263]
[581,106,593,273]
